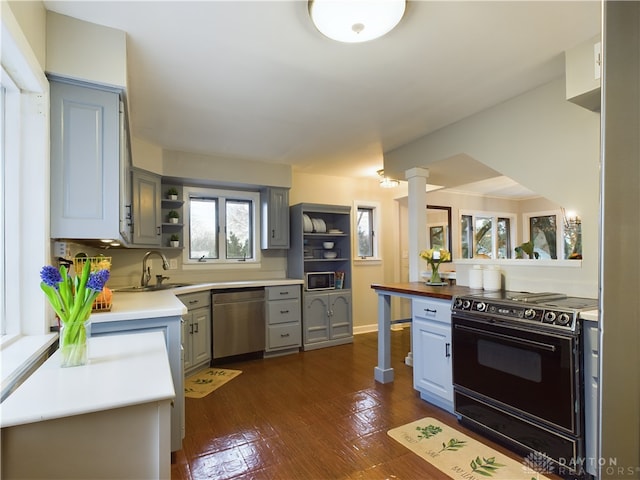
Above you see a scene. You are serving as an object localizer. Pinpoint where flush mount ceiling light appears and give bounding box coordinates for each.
[309,0,406,43]
[377,169,400,188]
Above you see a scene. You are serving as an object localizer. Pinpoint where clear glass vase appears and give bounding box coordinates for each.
[59,320,89,367]
[429,264,441,284]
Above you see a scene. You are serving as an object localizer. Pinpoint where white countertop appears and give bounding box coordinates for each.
[0,331,175,428]
[173,278,304,295]
[581,309,599,322]
[90,290,187,323]
[91,279,304,324]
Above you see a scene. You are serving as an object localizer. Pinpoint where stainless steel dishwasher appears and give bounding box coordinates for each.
[211,288,265,360]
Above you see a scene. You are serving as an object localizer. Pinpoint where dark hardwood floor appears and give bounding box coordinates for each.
[172,329,538,480]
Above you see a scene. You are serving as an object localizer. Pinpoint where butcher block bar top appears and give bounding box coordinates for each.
[371,282,476,300]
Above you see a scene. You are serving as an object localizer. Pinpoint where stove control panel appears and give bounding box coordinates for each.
[452,296,577,331]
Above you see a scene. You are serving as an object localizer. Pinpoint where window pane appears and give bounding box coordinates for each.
[564,223,582,259]
[497,217,511,259]
[226,200,252,259]
[0,86,5,333]
[530,215,557,259]
[461,215,472,259]
[475,217,493,258]
[357,207,373,257]
[190,198,218,259]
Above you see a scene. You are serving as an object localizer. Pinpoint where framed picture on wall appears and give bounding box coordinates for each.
[429,225,446,250]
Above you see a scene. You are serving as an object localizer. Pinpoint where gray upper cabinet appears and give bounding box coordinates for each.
[50,78,129,240]
[261,187,290,249]
[131,168,161,246]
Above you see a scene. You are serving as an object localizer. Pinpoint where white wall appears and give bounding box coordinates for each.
[7,1,46,69]
[45,11,127,88]
[162,149,292,189]
[385,78,600,298]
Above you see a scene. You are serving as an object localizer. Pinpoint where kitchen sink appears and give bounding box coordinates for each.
[113,283,194,292]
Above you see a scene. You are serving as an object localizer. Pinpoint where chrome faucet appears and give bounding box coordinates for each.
[141,251,170,287]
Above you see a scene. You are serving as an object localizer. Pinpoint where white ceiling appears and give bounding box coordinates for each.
[43,0,601,190]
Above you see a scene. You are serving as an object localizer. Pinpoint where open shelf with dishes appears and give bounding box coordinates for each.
[288,203,353,351]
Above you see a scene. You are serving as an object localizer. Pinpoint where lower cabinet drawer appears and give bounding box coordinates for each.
[267,300,301,325]
[412,298,451,324]
[268,323,301,349]
[266,285,300,301]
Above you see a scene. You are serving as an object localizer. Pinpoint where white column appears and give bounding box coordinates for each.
[403,168,429,368]
[405,167,429,282]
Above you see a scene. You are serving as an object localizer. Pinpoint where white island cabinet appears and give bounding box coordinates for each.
[0,332,175,480]
[412,296,454,414]
[89,291,186,453]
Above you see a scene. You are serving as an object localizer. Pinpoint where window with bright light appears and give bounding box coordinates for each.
[523,210,581,260]
[1,84,6,334]
[184,186,259,265]
[354,201,381,260]
[460,211,515,259]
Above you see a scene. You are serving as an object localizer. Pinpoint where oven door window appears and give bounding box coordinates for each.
[477,339,542,382]
[452,316,578,434]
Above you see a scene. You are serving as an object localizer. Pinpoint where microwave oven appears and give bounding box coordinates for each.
[305,271,335,291]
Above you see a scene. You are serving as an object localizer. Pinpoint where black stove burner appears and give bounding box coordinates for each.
[452,291,597,333]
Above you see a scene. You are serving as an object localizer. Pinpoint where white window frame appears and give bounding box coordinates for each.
[1,4,57,399]
[459,209,517,260]
[353,200,382,263]
[181,185,261,269]
[523,209,568,260]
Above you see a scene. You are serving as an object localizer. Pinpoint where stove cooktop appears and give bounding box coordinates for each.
[452,291,598,333]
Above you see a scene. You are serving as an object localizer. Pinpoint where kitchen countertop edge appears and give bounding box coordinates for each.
[0,332,174,428]
[91,279,305,323]
[371,281,478,300]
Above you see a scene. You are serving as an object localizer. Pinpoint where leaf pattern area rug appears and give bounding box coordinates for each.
[388,417,553,480]
[184,368,242,399]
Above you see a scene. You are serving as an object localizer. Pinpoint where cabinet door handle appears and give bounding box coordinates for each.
[445,343,451,358]
[272,229,275,238]
[188,300,199,305]
[280,310,289,314]
[280,333,290,338]
[280,291,289,295]
[194,323,199,333]
[189,324,194,334]
[424,308,437,314]
[157,226,161,236]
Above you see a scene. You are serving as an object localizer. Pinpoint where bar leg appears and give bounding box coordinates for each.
[374,293,394,383]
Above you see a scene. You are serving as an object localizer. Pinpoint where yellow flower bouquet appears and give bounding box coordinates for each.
[419,248,451,284]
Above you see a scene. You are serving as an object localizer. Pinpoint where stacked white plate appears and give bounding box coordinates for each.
[311,218,326,233]
[303,214,313,232]
[329,228,342,234]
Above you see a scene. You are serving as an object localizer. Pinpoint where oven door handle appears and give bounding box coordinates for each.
[454,324,557,352]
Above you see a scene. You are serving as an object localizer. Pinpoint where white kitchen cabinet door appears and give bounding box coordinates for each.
[190,307,212,367]
[303,290,352,350]
[412,316,454,414]
[50,79,121,239]
[131,169,162,245]
[261,187,290,249]
[329,290,352,340]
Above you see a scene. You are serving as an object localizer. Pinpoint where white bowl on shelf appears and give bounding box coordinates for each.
[323,251,338,259]
[323,242,334,249]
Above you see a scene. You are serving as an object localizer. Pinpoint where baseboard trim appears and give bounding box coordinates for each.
[353,323,411,335]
